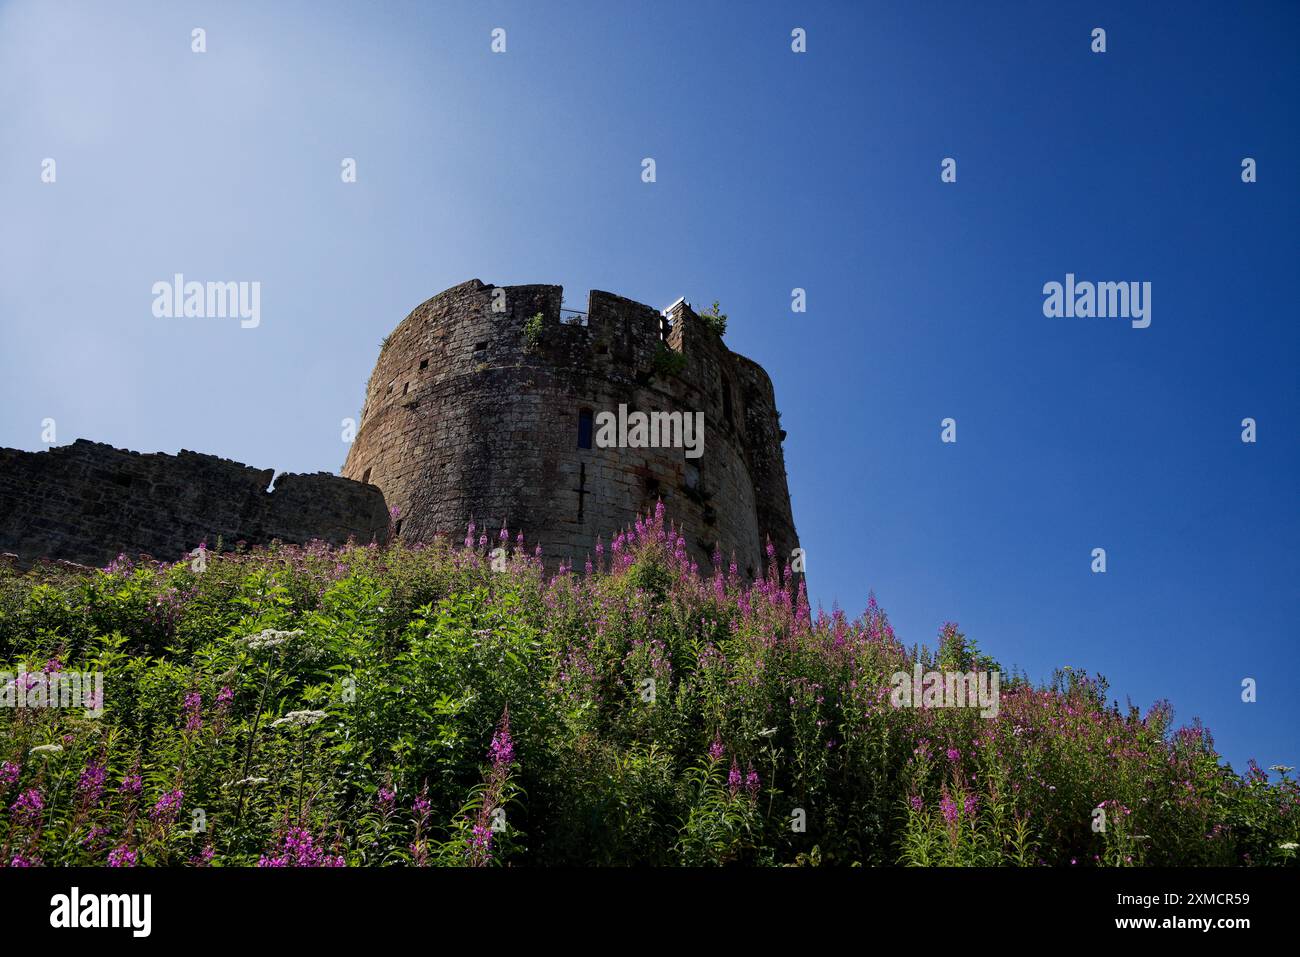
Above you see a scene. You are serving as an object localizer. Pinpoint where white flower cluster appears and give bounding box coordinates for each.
[242,629,304,653]
[271,709,328,729]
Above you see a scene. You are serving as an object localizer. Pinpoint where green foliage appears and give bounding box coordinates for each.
[651,343,687,379]
[697,300,728,338]
[522,312,545,352]
[0,516,1295,867]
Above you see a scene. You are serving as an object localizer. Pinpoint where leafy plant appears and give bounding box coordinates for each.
[652,343,687,379]
[522,312,545,352]
[697,300,727,338]
[1,505,1295,867]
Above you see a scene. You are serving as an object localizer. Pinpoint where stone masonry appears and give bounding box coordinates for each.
[341,279,800,577]
[0,440,389,569]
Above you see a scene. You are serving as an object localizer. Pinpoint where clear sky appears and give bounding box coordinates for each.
[2,1,1296,777]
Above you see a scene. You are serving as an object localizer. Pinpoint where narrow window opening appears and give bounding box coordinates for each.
[361,468,372,485]
[419,358,429,370]
[575,463,587,521]
[394,519,403,538]
[577,409,593,449]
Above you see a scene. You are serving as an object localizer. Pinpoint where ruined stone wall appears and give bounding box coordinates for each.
[0,440,389,569]
[341,279,800,576]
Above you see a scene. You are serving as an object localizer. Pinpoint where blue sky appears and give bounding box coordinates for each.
[1,1,1296,776]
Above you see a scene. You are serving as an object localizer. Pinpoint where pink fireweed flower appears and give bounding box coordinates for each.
[190,845,215,866]
[0,761,19,790]
[469,823,493,862]
[939,791,959,827]
[745,766,760,796]
[412,791,431,823]
[216,685,234,709]
[149,789,184,826]
[120,770,142,796]
[77,762,106,807]
[184,691,203,732]
[946,748,961,764]
[708,735,724,762]
[490,717,515,770]
[9,788,43,826]
[728,758,742,795]
[258,827,345,867]
[107,846,137,867]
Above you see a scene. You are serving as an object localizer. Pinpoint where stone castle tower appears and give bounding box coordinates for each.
[341,279,799,576]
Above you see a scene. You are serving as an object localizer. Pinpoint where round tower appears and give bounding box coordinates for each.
[341,279,800,576]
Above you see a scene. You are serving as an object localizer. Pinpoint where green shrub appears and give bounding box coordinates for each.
[0,509,1295,867]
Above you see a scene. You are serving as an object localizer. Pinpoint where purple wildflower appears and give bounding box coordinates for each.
[490,716,515,770]
[708,735,724,762]
[468,823,493,862]
[190,845,215,866]
[149,789,184,826]
[258,827,345,867]
[77,762,106,807]
[412,793,431,820]
[107,846,137,867]
[9,788,43,826]
[728,758,742,794]
[939,791,959,827]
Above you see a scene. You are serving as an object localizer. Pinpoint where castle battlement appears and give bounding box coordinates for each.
[344,279,800,576]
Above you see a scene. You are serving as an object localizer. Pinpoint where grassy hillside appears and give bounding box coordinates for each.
[0,505,1295,866]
